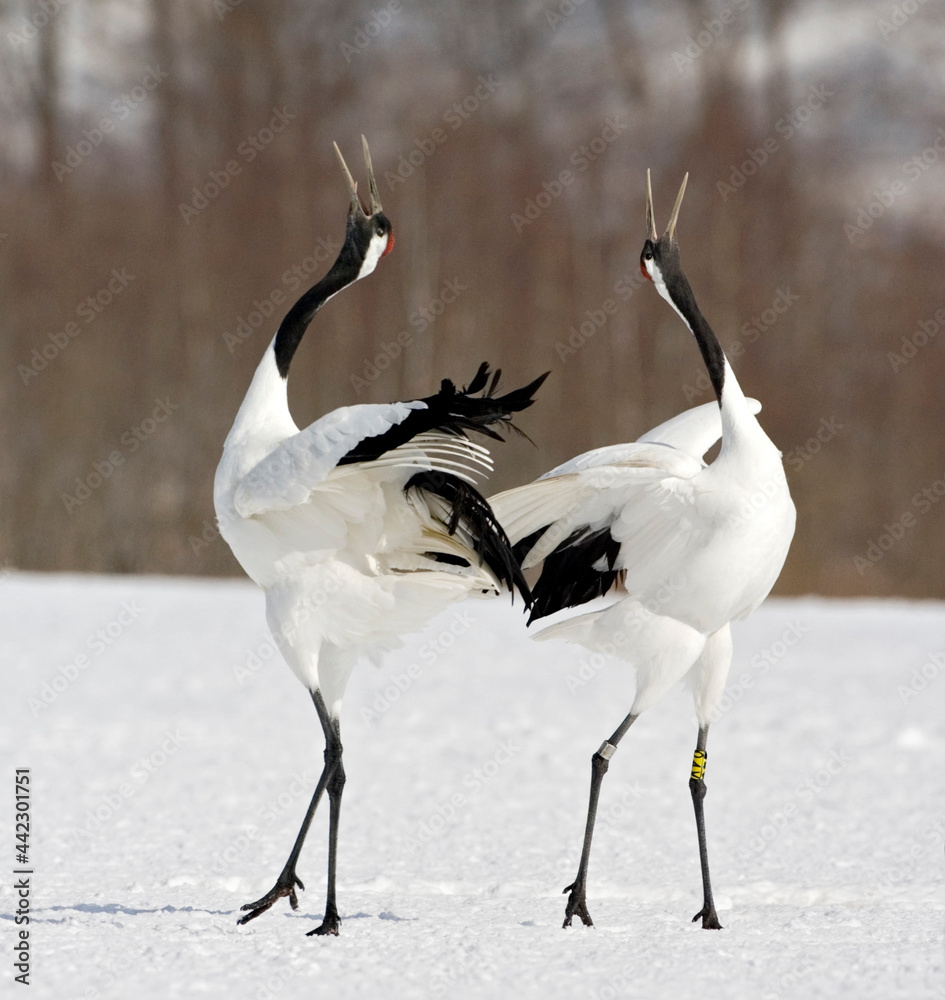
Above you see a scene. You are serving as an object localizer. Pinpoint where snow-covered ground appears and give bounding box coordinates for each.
[1,573,943,999]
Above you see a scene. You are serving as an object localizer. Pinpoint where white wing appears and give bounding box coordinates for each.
[491,398,763,571]
[490,445,705,569]
[233,401,425,517]
[636,398,760,456]
[536,399,761,480]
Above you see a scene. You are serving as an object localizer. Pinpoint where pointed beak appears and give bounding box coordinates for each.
[333,141,363,216]
[664,172,688,241]
[333,137,384,218]
[645,169,658,241]
[645,171,690,242]
[362,135,383,216]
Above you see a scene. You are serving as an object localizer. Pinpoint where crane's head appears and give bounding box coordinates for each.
[334,136,395,278]
[639,169,688,297]
[639,170,726,403]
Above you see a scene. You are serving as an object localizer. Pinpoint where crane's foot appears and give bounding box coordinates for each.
[692,905,722,930]
[237,870,304,925]
[562,880,594,928]
[306,905,341,937]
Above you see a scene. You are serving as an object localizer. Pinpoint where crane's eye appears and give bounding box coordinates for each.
[643,251,653,261]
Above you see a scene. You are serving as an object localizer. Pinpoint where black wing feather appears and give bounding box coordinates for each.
[337,363,548,608]
[405,470,532,606]
[526,525,622,625]
[511,526,549,567]
[337,364,549,465]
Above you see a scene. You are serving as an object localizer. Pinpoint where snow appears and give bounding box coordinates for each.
[2,573,943,999]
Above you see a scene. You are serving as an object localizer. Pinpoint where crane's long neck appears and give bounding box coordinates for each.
[224,236,366,451]
[273,242,365,378]
[659,268,765,455]
[667,280,726,404]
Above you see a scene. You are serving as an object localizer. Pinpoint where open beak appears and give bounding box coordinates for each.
[361,135,383,216]
[665,172,688,241]
[333,135,384,217]
[645,169,689,242]
[645,169,658,241]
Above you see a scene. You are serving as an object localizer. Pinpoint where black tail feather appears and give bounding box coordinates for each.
[511,525,549,568]
[526,525,622,624]
[463,362,492,395]
[338,364,549,466]
[405,471,533,606]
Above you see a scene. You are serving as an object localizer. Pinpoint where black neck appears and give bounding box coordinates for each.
[273,228,364,379]
[665,270,726,404]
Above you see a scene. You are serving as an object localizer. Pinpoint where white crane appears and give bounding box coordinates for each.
[214,137,546,936]
[489,171,795,930]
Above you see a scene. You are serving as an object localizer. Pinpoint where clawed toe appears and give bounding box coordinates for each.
[562,881,594,928]
[691,906,722,929]
[237,873,304,925]
[306,908,341,936]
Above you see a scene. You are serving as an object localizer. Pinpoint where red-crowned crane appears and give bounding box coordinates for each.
[489,171,795,930]
[214,137,547,935]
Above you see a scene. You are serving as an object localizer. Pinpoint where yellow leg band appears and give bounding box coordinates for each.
[691,749,707,781]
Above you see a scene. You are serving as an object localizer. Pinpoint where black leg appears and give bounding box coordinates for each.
[238,690,340,926]
[562,711,638,928]
[307,711,344,936]
[689,725,722,929]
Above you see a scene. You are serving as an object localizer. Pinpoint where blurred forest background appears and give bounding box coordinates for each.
[1,0,944,596]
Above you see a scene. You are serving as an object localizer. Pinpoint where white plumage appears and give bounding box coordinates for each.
[492,396,788,718]
[489,172,796,930]
[214,138,544,935]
